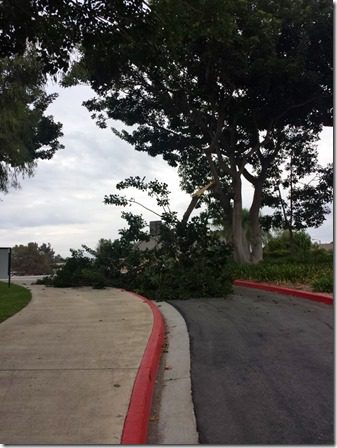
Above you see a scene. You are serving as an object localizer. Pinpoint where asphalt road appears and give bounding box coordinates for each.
[170,286,333,444]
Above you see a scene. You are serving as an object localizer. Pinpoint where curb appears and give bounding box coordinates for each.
[121,290,165,445]
[233,280,333,305]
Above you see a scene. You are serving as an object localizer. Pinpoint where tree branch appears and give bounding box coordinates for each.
[128,199,162,218]
[273,95,320,126]
[242,168,257,185]
[152,122,190,139]
[181,196,199,225]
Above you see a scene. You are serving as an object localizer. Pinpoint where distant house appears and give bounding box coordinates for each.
[135,220,162,252]
[136,236,161,251]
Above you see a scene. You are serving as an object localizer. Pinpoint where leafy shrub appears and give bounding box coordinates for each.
[309,246,333,263]
[51,249,94,287]
[264,230,313,262]
[80,268,107,289]
[35,276,54,286]
[46,214,233,299]
[311,274,333,293]
[132,239,233,300]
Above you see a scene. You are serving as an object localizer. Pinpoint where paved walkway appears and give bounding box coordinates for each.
[0,283,153,444]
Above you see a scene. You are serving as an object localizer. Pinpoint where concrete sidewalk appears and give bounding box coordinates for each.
[0,283,153,444]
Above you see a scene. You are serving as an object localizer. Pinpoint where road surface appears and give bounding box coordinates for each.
[170,286,333,444]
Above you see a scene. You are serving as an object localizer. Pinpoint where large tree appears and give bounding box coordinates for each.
[0,0,148,192]
[3,0,331,262]
[0,51,63,192]
[0,0,147,73]
[0,0,81,72]
[65,0,332,263]
[262,134,333,238]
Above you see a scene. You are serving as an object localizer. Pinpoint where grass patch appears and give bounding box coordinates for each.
[0,281,32,323]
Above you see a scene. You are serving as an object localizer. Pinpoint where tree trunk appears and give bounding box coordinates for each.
[249,181,263,264]
[232,175,250,263]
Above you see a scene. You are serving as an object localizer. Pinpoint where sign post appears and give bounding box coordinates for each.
[0,247,11,287]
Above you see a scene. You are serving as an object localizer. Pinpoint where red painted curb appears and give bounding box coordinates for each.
[233,280,333,305]
[121,290,165,445]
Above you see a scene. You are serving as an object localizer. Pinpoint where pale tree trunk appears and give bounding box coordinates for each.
[232,175,250,263]
[249,181,263,263]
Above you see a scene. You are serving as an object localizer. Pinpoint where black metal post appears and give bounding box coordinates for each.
[8,248,11,287]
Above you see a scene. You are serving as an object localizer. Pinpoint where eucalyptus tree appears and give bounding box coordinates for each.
[64,0,332,263]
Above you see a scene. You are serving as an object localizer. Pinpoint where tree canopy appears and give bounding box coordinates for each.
[65,0,332,262]
[0,51,63,192]
[1,0,332,262]
[11,242,63,275]
[262,146,333,235]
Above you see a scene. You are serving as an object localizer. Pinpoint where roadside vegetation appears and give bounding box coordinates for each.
[43,227,332,296]
[231,231,333,293]
[39,179,332,297]
[41,213,233,300]
[39,179,232,299]
[0,282,32,323]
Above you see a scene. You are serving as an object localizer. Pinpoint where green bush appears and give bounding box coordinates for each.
[80,268,107,289]
[263,230,317,263]
[35,276,52,285]
[133,245,233,300]
[45,215,233,299]
[51,249,94,287]
[311,273,333,293]
[309,246,333,263]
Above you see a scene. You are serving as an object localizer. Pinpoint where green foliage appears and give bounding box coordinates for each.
[263,230,312,261]
[231,262,332,286]
[262,139,333,232]
[0,281,31,323]
[11,242,63,275]
[51,249,94,287]
[0,51,63,192]
[46,181,233,299]
[311,274,333,293]
[129,219,233,300]
[80,268,107,289]
[64,0,332,263]
[1,0,332,264]
[2,1,332,263]
[231,229,333,293]
[48,218,233,299]
[309,245,333,264]
[104,176,173,220]
[1,1,146,74]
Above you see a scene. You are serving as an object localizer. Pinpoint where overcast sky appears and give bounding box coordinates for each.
[0,82,333,257]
